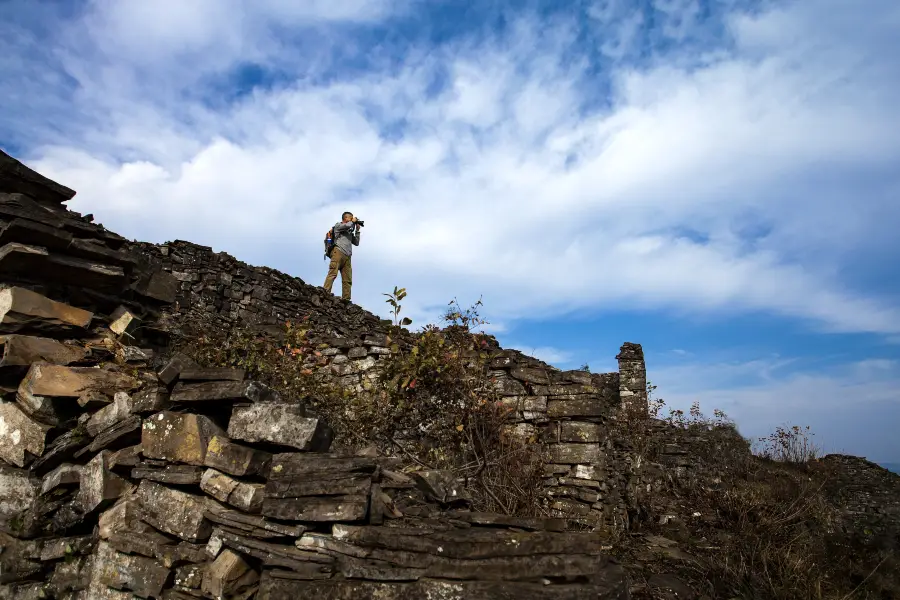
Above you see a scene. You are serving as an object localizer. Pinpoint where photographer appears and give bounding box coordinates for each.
[323,211,362,300]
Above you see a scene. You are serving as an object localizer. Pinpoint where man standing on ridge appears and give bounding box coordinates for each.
[323,211,361,301]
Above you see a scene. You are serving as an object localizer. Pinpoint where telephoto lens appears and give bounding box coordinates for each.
[356,220,365,227]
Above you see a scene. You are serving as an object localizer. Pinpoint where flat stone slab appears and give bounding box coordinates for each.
[86,391,133,437]
[550,443,602,465]
[40,463,82,495]
[92,540,170,598]
[204,435,272,477]
[556,422,606,443]
[0,148,76,204]
[141,411,224,466]
[131,464,204,486]
[0,334,87,367]
[227,402,331,452]
[170,379,277,403]
[157,352,198,386]
[0,217,73,252]
[0,242,126,292]
[547,398,606,418]
[137,480,213,543]
[0,400,51,467]
[19,362,139,397]
[0,286,92,333]
[200,468,264,513]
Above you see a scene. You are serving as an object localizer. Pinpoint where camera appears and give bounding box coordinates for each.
[355,220,365,227]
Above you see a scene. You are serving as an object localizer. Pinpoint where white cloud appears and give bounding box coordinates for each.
[3,0,899,335]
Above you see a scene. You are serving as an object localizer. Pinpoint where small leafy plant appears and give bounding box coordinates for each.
[383,286,412,327]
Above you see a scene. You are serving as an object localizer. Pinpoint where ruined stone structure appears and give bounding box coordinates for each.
[124,238,654,529]
[0,149,634,598]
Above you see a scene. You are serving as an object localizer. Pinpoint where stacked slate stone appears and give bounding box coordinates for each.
[0,149,631,598]
[0,305,629,599]
[126,239,393,342]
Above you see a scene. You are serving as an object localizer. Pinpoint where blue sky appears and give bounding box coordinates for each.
[2,0,899,464]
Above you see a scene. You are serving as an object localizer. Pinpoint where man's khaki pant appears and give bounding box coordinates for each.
[323,248,352,300]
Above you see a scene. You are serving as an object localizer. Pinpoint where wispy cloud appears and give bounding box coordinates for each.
[2,0,899,335]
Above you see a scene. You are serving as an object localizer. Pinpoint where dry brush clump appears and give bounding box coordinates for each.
[625,396,895,599]
[175,293,547,518]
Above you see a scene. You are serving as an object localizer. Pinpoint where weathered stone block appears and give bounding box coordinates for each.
[142,411,224,466]
[547,398,605,418]
[108,306,140,337]
[131,269,178,303]
[560,370,593,385]
[352,356,377,372]
[0,243,126,291]
[170,379,277,403]
[489,371,527,396]
[200,468,264,513]
[363,332,389,346]
[227,402,332,452]
[41,463,82,494]
[131,463,204,485]
[157,352,198,386]
[0,286,92,332]
[18,362,138,397]
[130,386,170,413]
[86,391,133,437]
[77,450,133,514]
[534,383,596,396]
[201,548,257,599]
[0,401,51,466]
[98,492,155,540]
[347,346,367,359]
[0,149,76,203]
[137,480,212,542]
[557,422,606,443]
[574,464,601,480]
[550,443,602,464]
[204,435,271,477]
[500,395,547,413]
[0,334,86,367]
[92,541,170,598]
[510,367,551,384]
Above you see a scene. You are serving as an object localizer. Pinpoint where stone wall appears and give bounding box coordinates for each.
[0,148,632,598]
[127,240,389,342]
[816,454,900,550]
[125,230,652,531]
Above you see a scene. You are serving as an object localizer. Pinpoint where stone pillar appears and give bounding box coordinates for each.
[616,342,647,415]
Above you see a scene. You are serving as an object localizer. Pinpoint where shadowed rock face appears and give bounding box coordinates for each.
[0,149,76,205]
[0,151,633,599]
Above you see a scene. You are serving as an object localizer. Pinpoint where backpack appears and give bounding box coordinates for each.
[323,226,335,260]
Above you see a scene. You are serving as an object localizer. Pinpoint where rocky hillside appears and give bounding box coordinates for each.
[0,147,897,599]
